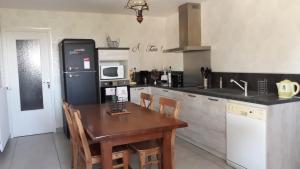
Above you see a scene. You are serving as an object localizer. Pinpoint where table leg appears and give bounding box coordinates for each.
[100,141,113,169]
[162,130,173,169]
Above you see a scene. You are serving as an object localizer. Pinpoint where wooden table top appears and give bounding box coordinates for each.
[76,102,188,142]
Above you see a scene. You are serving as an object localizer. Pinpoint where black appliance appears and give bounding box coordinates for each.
[139,71,149,85]
[59,39,99,138]
[100,80,130,103]
[171,72,184,88]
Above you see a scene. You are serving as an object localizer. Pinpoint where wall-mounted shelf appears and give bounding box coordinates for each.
[97,47,130,50]
[163,46,211,53]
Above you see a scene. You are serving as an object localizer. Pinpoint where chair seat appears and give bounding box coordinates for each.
[89,143,129,156]
[79,143,129,165]
[130,140,160,153]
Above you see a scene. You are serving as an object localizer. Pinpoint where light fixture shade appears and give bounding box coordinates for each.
[126,0,149,11]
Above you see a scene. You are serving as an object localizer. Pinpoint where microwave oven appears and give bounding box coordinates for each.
[100,65,125,80]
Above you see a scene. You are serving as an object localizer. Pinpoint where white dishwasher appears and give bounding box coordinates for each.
[226,101,267,169]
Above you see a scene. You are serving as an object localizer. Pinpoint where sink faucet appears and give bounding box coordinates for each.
[230,79,248,97]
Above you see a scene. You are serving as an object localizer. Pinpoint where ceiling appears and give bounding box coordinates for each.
[0,0,203,16]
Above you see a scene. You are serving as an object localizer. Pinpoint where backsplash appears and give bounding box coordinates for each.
[134,71,184,85]
[211,72,300,95]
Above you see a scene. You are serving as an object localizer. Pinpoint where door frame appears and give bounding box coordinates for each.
[1,27,56,137]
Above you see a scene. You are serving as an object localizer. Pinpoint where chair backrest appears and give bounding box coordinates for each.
[140,92,154,110]
[159,97,180,119]
[72,109,92,162]
[62,102,77,144]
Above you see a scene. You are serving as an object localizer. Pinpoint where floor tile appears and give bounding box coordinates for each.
[10,134,61,169]
[0,138,17,169]
[1,132,232,169]
[53,132,72,169]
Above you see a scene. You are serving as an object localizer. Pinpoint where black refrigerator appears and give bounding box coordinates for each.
[59,39,99,137]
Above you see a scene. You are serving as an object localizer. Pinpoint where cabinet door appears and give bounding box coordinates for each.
[179,93,227,158]
[130,87,150,105]
[150,87,183,112]
[130,88,139,105]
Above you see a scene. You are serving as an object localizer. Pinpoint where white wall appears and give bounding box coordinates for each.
[0,8,169,128]
[164,13,184,71]
[202,0,300,73]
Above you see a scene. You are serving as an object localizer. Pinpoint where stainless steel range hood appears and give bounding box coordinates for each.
[164,3,211,53]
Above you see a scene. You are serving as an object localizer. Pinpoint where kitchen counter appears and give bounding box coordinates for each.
[130,85,300,105]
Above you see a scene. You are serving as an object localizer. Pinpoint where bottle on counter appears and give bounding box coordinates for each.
[220,76,223,88]
[168,66,172,87]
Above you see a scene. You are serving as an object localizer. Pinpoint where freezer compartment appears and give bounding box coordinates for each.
[61,40,97,72]
[64,71,98,105]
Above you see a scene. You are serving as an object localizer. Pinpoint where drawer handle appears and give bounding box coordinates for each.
[162,90,169,92]
[188,94,196,98]
[138,88,144,90]
[208,98,219,101]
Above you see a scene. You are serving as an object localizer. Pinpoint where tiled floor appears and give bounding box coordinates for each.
[0,133,232,169]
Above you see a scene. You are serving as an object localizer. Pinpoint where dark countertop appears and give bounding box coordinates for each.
[130,84,300,105]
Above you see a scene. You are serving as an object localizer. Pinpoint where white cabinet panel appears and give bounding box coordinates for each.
[136,87,227,159]
[130,87,150,105]
[151,87,183,112]
[179,93,227,159]
[98,50,129,61]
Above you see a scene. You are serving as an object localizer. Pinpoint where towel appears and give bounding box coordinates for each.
[105,88,116,96]
[116,86,128,102]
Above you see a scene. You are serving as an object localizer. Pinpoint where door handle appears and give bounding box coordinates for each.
[68,66,80,71]
[208,98,219,101]
[43,82,51,89]
[188,94,196,98]
[5,87,11,91]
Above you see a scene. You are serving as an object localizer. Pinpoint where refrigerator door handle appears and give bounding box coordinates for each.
[68,66,80,71]
[68,74,80,78]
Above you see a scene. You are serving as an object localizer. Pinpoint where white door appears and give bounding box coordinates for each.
[0,88,10,152]
[3,30,54,137]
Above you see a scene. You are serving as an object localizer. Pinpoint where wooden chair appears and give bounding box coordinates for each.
[62,102,79,169]
[140,92,154,110]
[131,97,180,169]
[72,109,130,169]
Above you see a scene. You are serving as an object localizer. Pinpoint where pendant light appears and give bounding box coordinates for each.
[126,0,149,23]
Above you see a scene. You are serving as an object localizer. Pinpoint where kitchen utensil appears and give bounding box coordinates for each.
[276,79,300,99]
[258,79,268,96]
[204,67,210,78]
[200,67,205,78]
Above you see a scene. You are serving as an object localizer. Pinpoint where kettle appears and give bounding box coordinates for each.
[276,80,300,99]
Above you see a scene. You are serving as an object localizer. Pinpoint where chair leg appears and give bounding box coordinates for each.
[139,152,146,169]
[122,151,130,169]
[71,146,74,169]
[79,156,85,169]
[85,162,92,169]
[156,154,161,169]
[73,145,78,169]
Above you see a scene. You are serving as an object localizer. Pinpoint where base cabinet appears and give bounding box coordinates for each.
[177,93,227,159]
[131,87,227,159]
[151,88,183,111]
[130,87,151,105]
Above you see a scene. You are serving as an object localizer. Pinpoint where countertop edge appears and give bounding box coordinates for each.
[130,85,300,106]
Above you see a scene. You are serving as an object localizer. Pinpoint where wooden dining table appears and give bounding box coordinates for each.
[76,102,188,169]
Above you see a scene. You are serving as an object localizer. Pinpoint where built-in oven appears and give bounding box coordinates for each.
[100,65,124,80]
[100,80,130,103]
